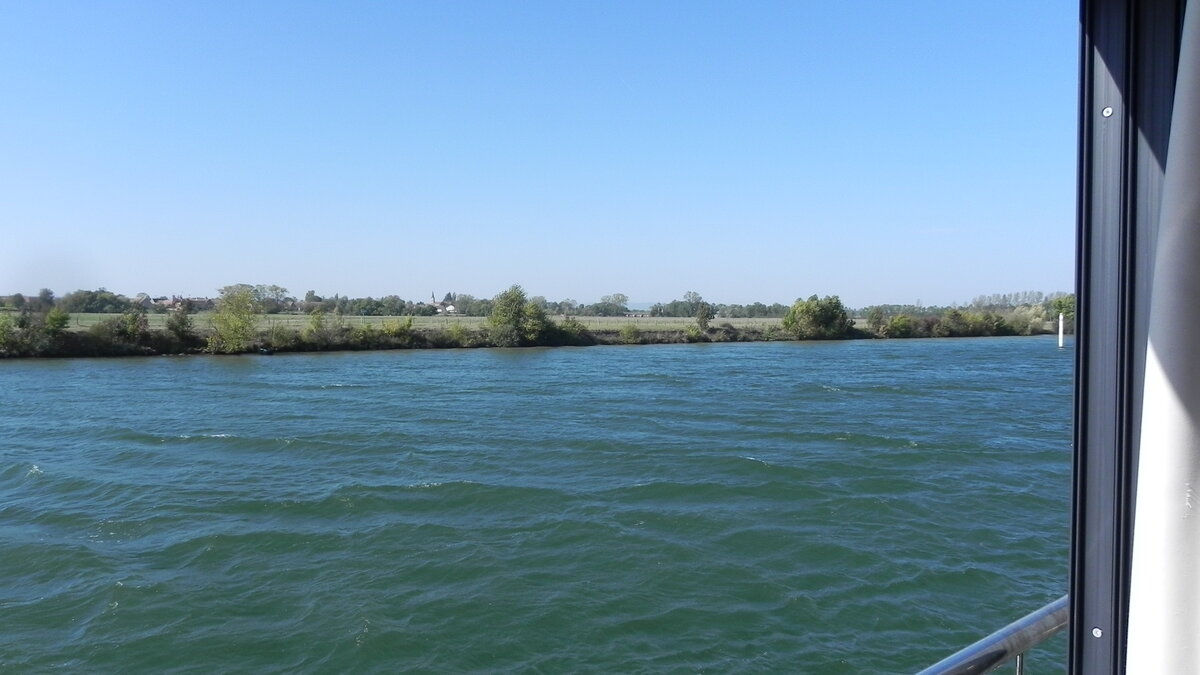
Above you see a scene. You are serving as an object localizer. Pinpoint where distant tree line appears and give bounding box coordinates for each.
[648,291,790,319]
[857,291,1075,338]
[1,284,1076,358]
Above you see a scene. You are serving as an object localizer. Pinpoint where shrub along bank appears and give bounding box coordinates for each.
[0,310,779,358]
[0,286,1061,359]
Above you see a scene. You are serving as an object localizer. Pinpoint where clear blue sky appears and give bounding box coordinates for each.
[0,1,1077,308]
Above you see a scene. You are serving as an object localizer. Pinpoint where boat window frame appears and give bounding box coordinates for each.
[1071,0,1186,671]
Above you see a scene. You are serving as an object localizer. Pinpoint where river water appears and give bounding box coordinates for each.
[0,338,1072,673]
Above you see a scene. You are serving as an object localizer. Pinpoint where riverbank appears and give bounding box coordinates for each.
[1,322,809,358]
[2,286,1073,359]
[0,317,1066,359]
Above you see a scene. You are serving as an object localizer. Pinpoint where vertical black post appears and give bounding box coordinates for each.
[1071,0,1184,672]
[1072,2,1131,670]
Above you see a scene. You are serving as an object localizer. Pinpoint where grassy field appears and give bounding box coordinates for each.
[66,313,786,333]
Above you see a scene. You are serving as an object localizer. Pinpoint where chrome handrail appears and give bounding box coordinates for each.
[916,595,1069,675]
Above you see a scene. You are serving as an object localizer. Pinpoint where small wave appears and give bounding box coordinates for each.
[354,617,371,647]
[172,433,233,439]
[170,433,239,441]
[26,464,42,477]
[602,480,767,505]
[409,417,458,425]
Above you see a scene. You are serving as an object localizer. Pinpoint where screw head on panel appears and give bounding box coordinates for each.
[1101,107,1114,118]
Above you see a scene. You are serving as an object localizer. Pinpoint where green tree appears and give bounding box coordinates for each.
[521,302,549,343]
[589,293,629,316]
[1049,293,1076,334]
[556,316,592,345]
[2,309,54,355]
[167,306,197,344]
[254,284,290,302]
[113,308,150,344]
[304,308,332,347]
[1051,294,1076,320]
[59,288,133,314]
[0,313,16,355]
[254,284,291,313]
[219,283,256,298]
[44,307,69,338]
[602,293,629,308]
[37,288,55,310]
[695,301,715,331]
[449,294,479,315]
[881,314,915,338]
[866,307,886,335]
[782,295,853,339]
[1006,304,1048,336]
[488,284,548,346]
[208,286,259,353]
[347,297,383,316]
[488,285,525,346]
[380,295,407,316]
[976,311,1012,336]
[933,309,971,337]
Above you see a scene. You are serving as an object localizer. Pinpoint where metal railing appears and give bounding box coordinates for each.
[916,595,1069,675]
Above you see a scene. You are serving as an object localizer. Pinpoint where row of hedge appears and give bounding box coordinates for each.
[1,307,1057,360]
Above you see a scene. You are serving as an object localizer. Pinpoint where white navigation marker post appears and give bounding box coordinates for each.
[1058,313,1065,348]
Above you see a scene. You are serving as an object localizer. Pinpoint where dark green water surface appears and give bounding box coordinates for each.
[0,338,1072,673]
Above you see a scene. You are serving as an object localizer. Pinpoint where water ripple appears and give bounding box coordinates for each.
[0,338,1072,672]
